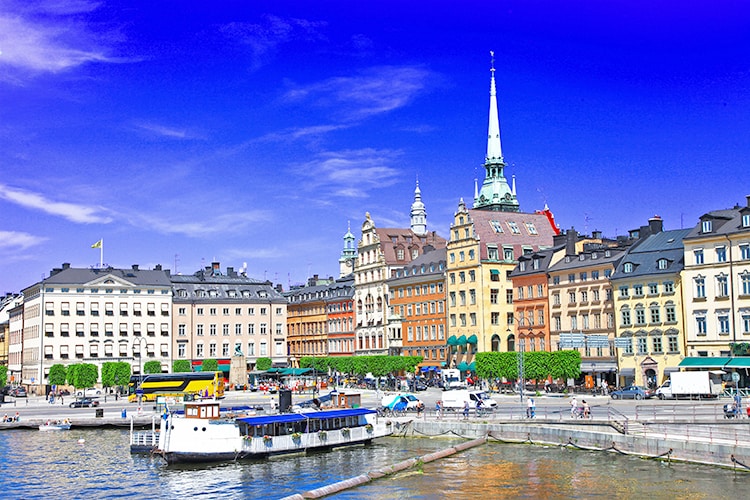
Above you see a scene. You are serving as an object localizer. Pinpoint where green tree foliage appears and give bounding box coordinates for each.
[299,356,423,378]
[48,364,67,387]
[523,351,551,382]
[173,360,192,373]
[112,362,131,388]
[548,350,581,380]
[101,362,116,388]
[255,357,272,371]
[476,352,518,380]
[201,358,219,372]
[144,360,162,374]
[0,365,7,388]
[67,363,98,389]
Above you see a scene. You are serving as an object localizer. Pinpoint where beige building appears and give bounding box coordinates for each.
[681,197,750,364]
[17,263,173,392]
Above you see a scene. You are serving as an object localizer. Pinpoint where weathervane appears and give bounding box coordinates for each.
[490,50,495,72]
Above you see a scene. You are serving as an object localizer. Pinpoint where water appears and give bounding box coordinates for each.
[1,429,747,499]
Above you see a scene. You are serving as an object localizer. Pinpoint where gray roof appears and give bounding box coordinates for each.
[43,265,172,287]
[284,275,354,304]
[548,245,629,272]
[611,228,691,280]
[684,204,750,240]
[509,245,564,278]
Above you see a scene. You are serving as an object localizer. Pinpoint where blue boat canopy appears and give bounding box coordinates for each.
[236,408,375,426]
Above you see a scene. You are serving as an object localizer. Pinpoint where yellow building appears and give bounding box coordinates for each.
[611,224,691,388]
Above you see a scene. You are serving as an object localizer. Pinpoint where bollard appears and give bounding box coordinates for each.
[121,408,127,419]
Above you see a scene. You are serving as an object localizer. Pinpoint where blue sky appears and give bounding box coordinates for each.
[2,1,750,293]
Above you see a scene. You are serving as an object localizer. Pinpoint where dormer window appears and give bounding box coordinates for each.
[489,221,504,233]
[624,262,634,273]
[743,214,750,228]
[657,258,668,270]
[605,250,611,258]
[525,222,538,235]
[702,220,713,233]
[579,254,585,261]
[519,261,526,271]
[507,221,521,234]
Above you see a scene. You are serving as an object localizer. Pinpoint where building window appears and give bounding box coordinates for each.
[621,308,631,326]
[637,337,647,355]
[635,306,646,326]
[623,263,633,273]
[717,275,729,297]
[696,316,707,335]
[657,259,668,270]
[633,284,643,297]
[741,272,750,295]
[741,244,750,260]
[743,214,750,228]
[665,303,676,323]
[701,220,712,233]
[694,249,704,264]
[663,281,674,293]
[742,313,750,334]
[648,283,659,295]
[668,335,679,353]
[652,336,663,353]
[504,248,514,260]
[650,305,661,323]
[718,314,731,335]
[619,286,629,298]
[694,276,706,298]
[716,246,727,263]
[487,246,499,260]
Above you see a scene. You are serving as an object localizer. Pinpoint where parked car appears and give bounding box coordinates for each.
[610,385,653,400]
[413,379,428,392]
[69,398,100,408]
[381,393,423,412]
[9,387,27,397]
[75,388,102,398]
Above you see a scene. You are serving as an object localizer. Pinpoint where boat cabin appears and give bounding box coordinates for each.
[184,401,221,420]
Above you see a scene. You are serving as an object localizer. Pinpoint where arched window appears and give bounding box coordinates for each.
[507,334,516,352]
[491,334,501,351]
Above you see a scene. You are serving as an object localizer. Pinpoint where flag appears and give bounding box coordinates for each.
[91,240,102,249]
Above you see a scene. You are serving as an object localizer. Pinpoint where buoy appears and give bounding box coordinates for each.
[78,438,85,445]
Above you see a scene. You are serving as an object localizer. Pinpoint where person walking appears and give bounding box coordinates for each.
[435,400,442,419]
[570,396,578,418]
[463,400,470,420]
[582,400,591,419]
[527,398,536,418]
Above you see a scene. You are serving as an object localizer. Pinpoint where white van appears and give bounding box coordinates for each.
[441,369,465,390]
[441,390,497,410]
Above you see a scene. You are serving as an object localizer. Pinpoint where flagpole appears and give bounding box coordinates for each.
[100,239,104,268]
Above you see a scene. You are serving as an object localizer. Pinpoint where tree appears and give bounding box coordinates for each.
[0,365,7,388]
[202,358,219,372]
[255,357,272,371]
[67,363,98,389]
[144,360,162,374]
[476,352,518,380]
[48,364,67,387]
[112,362,131,388]
[173,360,192,373]
[549,350,581,380]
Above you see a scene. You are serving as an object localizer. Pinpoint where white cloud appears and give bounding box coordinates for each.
[130,209,274,238]
[133,121,194,140]
[294,149,401,198]
[0,230,46,250]
[283,65,432,120]
[0,1,125,78]
[0,183,112,223]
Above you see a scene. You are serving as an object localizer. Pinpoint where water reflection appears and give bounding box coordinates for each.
[1,430,747,499]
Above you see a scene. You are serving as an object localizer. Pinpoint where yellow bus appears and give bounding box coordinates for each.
[128,372,224,402]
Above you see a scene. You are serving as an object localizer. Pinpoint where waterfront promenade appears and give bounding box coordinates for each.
[3,388,749,470]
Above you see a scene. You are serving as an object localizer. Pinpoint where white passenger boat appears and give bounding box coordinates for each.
[146,401,393,464]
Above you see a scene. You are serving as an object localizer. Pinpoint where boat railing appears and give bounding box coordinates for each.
[241,422,391,454]
[130,430,160,448]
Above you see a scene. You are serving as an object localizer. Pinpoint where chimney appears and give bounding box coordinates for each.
[227,266,235,277]
[154,264,162,271]
[592,230,602,240]
[62,263,71,270]
[565,228,578,256]
[746,194,750,207]
[132,264,139,271]
[648,215,663,235]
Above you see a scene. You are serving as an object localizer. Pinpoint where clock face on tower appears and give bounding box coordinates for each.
[346,259,353,267]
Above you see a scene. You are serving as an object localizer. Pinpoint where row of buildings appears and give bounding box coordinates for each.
[2,61,749,392]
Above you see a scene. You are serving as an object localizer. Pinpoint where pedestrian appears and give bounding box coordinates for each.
[582,400,590,419]
[734,392,742,418]
[463,400,470,419]
[527,398,535,418]
[435,400,442,419]
[570,396,578,418]
[14,412,20,422]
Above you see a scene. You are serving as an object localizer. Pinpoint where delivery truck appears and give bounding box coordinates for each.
[655,371,723,399]
[441,390,498,410]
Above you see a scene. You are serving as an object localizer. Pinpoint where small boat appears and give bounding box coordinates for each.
[39,420,71,431]
[136,400,393,464]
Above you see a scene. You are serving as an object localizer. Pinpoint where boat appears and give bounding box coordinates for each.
[139,401,393,464]
[39,420,71,431]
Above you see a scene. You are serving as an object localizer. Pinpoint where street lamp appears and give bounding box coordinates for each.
[133,337,147,409]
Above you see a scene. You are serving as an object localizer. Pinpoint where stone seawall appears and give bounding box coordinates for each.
[405,420,750,470]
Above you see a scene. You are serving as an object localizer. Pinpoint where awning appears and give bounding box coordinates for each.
[237,408,375,426]
[447,335,458,346]
[467,334,478,345]
[678,357,731,368]
[619,368,635,377]
[281,368,312,376]
[580,361,617,372]
[457,361,469,371]
[468,362,476,372]
[725,357,750,368]
[457,335,467,346]
[490,269,500,275]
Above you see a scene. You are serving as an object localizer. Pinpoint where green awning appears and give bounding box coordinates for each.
[677,357,731,368]
[447,335,458,346]
[467,334,478,345]
[489,269,500,275]
[457,361,469,371]
[725,357,750,368]
[468,362,476,372]
[457,335,467,346]
[281,368,313,376]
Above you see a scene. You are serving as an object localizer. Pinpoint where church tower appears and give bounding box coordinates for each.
[410,178,428,236]
[338,221,357,277]
[473,51,520,212]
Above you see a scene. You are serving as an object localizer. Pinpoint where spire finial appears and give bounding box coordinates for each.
[490,50,495,73]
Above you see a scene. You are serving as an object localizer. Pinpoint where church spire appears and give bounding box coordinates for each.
[410,177,427,235]
[338,221,357,277]
[473,51,520,212]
